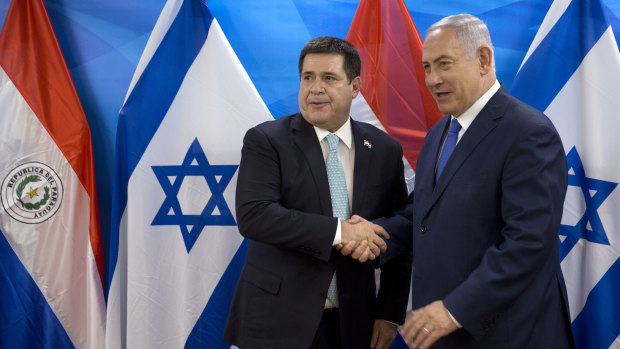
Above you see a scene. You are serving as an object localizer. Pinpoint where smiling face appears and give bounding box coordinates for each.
[422,27,490,117]
[298,53,360,132]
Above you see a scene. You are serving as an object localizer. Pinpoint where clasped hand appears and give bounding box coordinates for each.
[336,214,388,262]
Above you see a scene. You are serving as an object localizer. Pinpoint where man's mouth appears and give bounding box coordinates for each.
[309,101,329,107]
[434,92,452,101]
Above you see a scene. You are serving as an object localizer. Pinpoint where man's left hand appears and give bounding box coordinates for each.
[400,301,458,349]
[371,319,397,349]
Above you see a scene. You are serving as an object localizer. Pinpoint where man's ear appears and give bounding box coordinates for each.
[478,46,493,74]
[351,76,361,98]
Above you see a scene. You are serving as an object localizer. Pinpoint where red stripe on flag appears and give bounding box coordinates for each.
[347,0,442,170]
[0,0,104,288]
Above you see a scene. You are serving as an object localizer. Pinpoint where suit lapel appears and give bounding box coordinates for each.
[351,119,371,215]
[291,114,332,216]
[426,115,450,186]
[424,87,509,217]
[414,116,449,217]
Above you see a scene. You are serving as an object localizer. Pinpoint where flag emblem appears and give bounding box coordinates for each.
[151,138,238,252]
[559,146,618,261]
[1,162,63,224]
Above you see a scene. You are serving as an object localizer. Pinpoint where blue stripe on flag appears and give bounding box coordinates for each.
[510,0,608,112]
[108,0,214,291]
[185,239,250,348]
[0,230,74,349]
[572,257,620,348]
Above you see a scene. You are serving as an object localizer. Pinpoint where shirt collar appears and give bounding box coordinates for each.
[453,79,500,131]
[314,117,353,149]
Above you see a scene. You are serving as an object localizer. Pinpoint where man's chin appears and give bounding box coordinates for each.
[302,113,329,127]
[436,104,454,116]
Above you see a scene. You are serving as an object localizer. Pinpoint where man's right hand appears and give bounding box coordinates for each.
[339,216,389,261]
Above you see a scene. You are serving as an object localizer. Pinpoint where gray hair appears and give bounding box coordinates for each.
[427,14,495,68]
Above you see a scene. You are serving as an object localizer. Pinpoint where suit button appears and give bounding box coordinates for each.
[420,226,427,233]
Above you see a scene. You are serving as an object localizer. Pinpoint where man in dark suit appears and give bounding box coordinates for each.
[352,14,576,348]
[223,36,412,349]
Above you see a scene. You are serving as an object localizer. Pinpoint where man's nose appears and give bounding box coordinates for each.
[310,79,326,93]
[426,69,442,86]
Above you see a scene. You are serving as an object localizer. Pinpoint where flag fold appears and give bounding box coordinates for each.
[105,0,272,347]
[0,0,106,348]
[512,0,620,347]
[347,0,442,183]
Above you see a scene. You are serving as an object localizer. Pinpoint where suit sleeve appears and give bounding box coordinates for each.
[375,192,414,266]
[375,142,414,324]
[443,122,567,340]
[235,126,336,261]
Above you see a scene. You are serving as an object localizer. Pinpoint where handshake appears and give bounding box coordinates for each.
[336,215,389,262]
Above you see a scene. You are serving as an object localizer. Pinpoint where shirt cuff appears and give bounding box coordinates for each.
[380,319,399,326]
[447,309,462,328]
[332,219,342,246]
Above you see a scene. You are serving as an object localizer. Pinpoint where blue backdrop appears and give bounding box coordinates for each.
[1,0,620,284]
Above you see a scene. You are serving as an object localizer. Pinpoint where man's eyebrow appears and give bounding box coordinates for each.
[433,55,453,63]
[423,54,454,64]
[302,70,338,76]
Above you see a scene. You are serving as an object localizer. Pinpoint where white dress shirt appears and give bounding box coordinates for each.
[314,118,355,309]
[452,79,500,143]
[314,117,355,246]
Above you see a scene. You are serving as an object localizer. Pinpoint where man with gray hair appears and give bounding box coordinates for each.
[363,14,576,348]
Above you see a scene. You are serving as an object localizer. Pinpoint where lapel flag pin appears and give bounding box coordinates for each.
[363,139,372,149]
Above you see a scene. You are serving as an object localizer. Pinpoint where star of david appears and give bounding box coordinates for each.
[151,138,238,253]
[559,146,617,262]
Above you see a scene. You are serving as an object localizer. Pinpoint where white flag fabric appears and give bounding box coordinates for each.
[105,0,273,348]
[0,0,106,348]
[512,0,620,347]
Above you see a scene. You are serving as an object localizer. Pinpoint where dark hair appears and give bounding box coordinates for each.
[298,36,361,83]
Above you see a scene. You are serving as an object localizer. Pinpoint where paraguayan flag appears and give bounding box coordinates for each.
[0,0,106,347]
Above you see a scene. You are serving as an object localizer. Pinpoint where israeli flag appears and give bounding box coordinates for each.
[512,0,620,347]
[105,0,272,348]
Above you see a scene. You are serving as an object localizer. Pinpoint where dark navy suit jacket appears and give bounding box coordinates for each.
[379,86,576,348]
[224,114,412,348]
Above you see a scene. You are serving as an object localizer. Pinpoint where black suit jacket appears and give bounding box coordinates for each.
[223,114,412,348]
[380,86,576,348]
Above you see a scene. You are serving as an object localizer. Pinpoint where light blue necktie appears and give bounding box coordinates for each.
[435,118,461,183]
[325,134,350,307]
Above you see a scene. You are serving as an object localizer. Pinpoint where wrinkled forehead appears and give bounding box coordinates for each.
[422,28,465,61]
